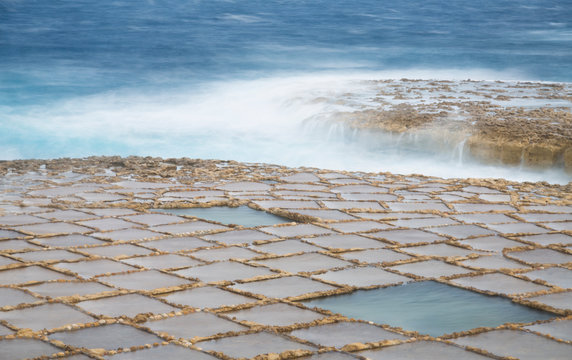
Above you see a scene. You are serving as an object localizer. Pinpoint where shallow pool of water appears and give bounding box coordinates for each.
[152,206,291,227]
[302,281,554,336]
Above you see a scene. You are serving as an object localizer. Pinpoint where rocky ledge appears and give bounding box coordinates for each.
[333,80,572,171]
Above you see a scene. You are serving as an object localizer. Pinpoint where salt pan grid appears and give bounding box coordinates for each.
[0,157,570,359]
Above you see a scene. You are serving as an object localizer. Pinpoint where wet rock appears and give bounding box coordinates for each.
[564,147,572,172]
[500,142,523,165]
[466,137,502,164]
[523,144,560,167]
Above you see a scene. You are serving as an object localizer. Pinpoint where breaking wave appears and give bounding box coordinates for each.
[2,70,570,184]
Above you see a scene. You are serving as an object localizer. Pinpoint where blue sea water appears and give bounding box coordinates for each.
[1,0,571,182]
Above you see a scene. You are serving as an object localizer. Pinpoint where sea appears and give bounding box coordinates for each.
[1,0,571,183]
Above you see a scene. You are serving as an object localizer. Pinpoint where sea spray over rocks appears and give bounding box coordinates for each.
[326,79,572,173]
[2,75,571,183]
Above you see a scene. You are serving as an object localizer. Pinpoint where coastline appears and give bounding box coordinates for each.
[4,78,571,184]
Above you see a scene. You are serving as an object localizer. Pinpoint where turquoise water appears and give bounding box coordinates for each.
[1,1,570,182]
[152,206,290,227]
[302,281,554,336]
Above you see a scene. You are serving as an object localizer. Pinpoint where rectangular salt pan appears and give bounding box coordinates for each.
[153,206,290,227]
[302,281,553,336]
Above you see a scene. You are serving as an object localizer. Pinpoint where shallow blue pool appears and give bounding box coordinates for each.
[302,281,555,336]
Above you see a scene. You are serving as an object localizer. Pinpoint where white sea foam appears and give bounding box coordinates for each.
[4,70,571,184]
